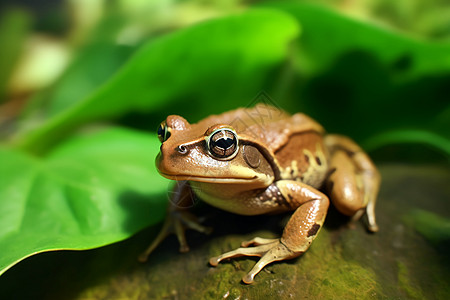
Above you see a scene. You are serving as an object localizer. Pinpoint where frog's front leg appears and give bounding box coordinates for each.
[209,181,329,284]
[139,181,211,262]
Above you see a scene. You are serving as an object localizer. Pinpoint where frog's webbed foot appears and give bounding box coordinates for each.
[209,238,300,284]
[139,210,212,262]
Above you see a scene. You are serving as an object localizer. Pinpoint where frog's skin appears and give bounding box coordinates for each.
[139,104,380,284]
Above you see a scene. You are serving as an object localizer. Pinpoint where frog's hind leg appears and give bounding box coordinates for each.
[324,135,380,232]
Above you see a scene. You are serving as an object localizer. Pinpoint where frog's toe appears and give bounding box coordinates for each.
[209,242,275,267]
[365,201,379,232]
[241,237,279,247]
[139,218,172,262]
[139,211,212,262]
[350,206,379,233]
[179,212,213,234]
[242,241,299,284]
[350,205,379,233]
[210,239,300,284]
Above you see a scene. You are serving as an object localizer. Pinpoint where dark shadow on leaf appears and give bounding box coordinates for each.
[297,50,450,157]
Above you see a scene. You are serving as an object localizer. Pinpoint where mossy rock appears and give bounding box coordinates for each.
[1,164,449,299]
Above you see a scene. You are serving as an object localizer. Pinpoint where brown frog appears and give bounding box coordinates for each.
[139,104,380,284]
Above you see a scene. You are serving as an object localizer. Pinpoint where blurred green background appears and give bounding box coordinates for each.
[0,0,449,298]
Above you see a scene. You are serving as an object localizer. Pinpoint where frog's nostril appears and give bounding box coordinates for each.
[177,145,188,154]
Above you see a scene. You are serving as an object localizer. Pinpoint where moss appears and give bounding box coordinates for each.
[72,222,382,299]
[187,229,381,299]
[397,261,426,299]
[294,230,380,299]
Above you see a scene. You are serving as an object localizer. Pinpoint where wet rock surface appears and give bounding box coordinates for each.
[1,164,449,299]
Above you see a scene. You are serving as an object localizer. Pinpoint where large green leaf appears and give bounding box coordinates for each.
[17,8,300,154]
[0,127,167,276]
[24,42,134,119]
[261,2,450,156]
[21,9,137,121]
[263,2,450,79]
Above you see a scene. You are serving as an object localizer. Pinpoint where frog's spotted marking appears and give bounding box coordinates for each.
[315,156,322,166]
[307,223,321,237]
[304,154,310,163]
[301,145,328,188]
[279,145,327,186]
[258,184,290,208]
[280,160,300,180]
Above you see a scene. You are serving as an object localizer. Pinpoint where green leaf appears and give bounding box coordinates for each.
[259,2,450,156]
[403,209,450,246]
[21,10,137,121]
[0,127,168,276]
[362,129,450,157]
[263,2,450,79]
[17,8,300,154]
[24,42,134,119]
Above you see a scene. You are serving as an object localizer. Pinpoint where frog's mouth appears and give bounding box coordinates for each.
[156,154,273,185]
[158,171,259,184]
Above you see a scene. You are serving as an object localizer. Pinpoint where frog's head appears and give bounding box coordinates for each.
[156,115,275,187]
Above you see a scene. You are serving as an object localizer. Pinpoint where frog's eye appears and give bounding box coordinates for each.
[207,128,239,159]
[157,122,171,143]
